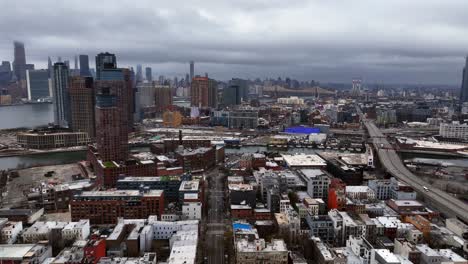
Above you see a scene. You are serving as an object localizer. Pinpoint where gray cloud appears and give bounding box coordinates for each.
[1,0,468,84]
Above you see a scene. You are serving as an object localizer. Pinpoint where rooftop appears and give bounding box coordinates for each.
[0,244,36,260]
[281,154,326,167]
[298,169,327,180]
[346,186,373,193]
[416,244,441,257]
[392,199,423,207]
[117,175,180,182]
[374,249,400,264]
[179,181,199,192]
[228,183,254,191]
[438,249,466,262]
[76,190,163,199]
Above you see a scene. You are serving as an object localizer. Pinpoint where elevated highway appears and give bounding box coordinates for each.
[360,113,468,222]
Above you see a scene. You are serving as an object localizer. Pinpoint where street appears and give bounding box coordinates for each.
[205,168,227,264]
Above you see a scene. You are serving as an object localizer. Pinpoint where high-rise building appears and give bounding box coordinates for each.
[190,76,217,108]
[189,61,194,82]
[155,85,173,112]
[95,52,117,80]
[95,69,129,161]
[79,55,90,76]
[26,69,50,101]
[0,61,12,85]
[69,76,95,139]
[47,57,53,78]
[185,73,190,87]
[230,78,248,102]
[351,78,362,96]
[136,64,143,83]
[52,63,71,127]
[145,67,152,81]
[223,84,242,106]
[459,56,468,103]
[13,41,27,81]
[74,55,78,70]
[209,79,217,108]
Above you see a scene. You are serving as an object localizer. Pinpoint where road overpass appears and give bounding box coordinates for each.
[359,112,468,222]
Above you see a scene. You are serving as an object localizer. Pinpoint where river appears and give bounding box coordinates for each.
[3,144,467,171]
[0,103,54,130]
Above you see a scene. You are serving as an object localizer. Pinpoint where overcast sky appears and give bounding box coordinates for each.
[1,0,468,84]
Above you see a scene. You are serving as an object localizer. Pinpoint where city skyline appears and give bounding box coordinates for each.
[2,1,468,84]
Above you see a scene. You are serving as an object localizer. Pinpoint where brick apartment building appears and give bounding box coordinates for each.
[70,190,164,225]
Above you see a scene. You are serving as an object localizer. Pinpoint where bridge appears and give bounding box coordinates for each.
[358,109,468,222]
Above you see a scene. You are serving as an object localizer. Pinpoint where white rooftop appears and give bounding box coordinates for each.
[281,154,326,167]
[179,181,199,192]
[0,244,36,260]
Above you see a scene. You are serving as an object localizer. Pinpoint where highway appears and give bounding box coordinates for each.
[362,116,468,223]
[205,168,226,264]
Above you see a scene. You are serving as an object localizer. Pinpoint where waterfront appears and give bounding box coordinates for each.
[0,150,87,170]
[2,145,467,171]
[0,103,54,130]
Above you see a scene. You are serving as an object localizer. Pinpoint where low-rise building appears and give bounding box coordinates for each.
[346,186,376,200]
[70,190,164,224]
[62,220,90,242]
[298,169,330,200]
[282,154,327,169]
[0,208,44,225]
[236,238,288,264]
[175,146,216,172]
[22,221,68,243]
[0,221,22,244]
[368,179,392,200]
[182,202,202,220]
[0,244,52,263]
[306,215,335,245]
[416,244,443,264]
[116,175,185,203]
[17,129,90,149]
[446,218,468,239]
[229,183,256,208]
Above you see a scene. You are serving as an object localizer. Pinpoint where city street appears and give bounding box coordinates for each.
[205,168,227,264]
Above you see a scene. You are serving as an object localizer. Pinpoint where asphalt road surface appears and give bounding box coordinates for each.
[361,113,468,222]
[206,168,226,264]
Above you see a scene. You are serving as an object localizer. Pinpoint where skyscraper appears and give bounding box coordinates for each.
[52,62,71,127]
[229,78,248,102]
[145,67,152,81]
[0,61,11,85]
[70,76,95,138]
[191,76,217,108]
[79,55,90,76]
[189,61,194,82]
[95,70,129,161]
[155,85,173,112]
[47,57,53,78]
[74,55,78,70]
[351,78,362,96]
[95,52,117,80]
[13,41,27,81]
[223,84,242,106]
[26,69,50,101]
[136,64,143,83]
[460,56,468,103]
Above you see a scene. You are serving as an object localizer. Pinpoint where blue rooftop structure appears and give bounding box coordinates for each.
[285,126,320,134]
[233,222,252,230]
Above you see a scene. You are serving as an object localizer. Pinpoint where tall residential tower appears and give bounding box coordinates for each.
[460,56,468,103]
[52,62,71,127]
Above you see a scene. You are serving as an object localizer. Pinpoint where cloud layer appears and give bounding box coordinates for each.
[1,0,468,84]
